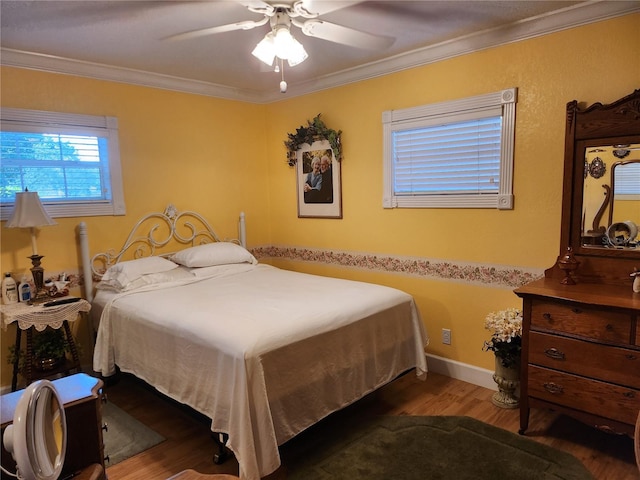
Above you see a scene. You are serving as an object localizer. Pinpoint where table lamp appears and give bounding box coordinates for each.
[5,190,57,302]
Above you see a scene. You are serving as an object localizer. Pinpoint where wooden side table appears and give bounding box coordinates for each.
[1,298,91,391]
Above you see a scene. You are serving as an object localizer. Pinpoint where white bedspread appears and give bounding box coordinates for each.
[93,264,428,479]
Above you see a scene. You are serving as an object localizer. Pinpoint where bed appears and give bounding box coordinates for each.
[81,205,428,480]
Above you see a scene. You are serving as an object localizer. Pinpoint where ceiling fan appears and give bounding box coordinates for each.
[166,0,395,91]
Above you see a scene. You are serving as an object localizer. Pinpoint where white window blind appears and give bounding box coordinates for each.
[383,88,517,209]
[0,107,125,220]
[614,161,640,197]
[393,116,502,196]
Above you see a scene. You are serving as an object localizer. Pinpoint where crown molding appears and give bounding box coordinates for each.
[0,48,266,103]
[1,1,638,104]
[274,1,640,102]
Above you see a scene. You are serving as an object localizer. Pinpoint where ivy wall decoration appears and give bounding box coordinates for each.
[284,114,342,166]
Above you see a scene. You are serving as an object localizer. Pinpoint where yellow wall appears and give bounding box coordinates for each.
[1,14,639,389]
[263,14,639,365]
[0,71,269,386]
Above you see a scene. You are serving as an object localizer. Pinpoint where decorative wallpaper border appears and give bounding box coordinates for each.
[252,246,544,289]
[43,247,544,291]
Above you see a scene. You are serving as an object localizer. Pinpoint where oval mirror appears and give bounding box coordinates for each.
[2,380,67,480]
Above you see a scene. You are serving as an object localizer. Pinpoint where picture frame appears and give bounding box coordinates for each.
[296,139,342,218]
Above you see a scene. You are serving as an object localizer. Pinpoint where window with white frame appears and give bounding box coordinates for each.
[0,107,125,220]
[383,88,517,209]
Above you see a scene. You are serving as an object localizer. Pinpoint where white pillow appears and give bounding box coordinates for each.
[97,265,194,292]
[170,242,257,268]
[100,256,178,291]
[187,263,256,278]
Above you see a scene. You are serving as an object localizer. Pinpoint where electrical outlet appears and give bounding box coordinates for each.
[442,328,451,345]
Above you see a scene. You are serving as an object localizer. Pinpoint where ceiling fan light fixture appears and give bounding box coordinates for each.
[251,31,276,66]
[273,26,308,65]
[285,38,308,66]
[252,28,308,67]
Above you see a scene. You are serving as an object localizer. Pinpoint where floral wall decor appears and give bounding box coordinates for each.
[284,114,342,166]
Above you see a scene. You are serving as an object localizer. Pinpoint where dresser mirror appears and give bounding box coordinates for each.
[582,147,639,249]
[559,89,640,284]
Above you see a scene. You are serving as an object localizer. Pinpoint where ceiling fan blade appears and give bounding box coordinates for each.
[299,19,394,50]
[295,0,364,16]
[236,0,276,16]
[164,17,269,41]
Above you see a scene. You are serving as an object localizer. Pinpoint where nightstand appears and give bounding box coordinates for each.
[1,297,91,391]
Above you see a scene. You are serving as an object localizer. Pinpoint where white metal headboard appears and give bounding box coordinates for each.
[78,204,246,301]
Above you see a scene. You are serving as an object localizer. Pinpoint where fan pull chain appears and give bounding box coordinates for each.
[279,58,287,93]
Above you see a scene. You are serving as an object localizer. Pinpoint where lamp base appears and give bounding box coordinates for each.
[29,292,50,305]
[28,254,49,303]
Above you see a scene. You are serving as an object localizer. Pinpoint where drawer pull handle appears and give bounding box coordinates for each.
[626,354,637,361]
[544,348,565,360]
[104,455,110,464]
[102,422,108,432]
[623,391,635,399]
[571,308,582,314]
[594,425,622,435]
[542,313,552,322]
[543,382,564,395]
[605,324,614,331]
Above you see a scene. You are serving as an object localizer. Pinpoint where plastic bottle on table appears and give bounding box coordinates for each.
[18,276,32,303]
[2,273,18,304]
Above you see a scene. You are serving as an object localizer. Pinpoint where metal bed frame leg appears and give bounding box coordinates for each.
[212,432,230,464]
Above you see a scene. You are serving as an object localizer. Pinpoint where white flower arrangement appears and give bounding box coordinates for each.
[483,308,522,368]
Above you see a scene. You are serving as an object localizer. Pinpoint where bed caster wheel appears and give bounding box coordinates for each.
[212,432,231,464]
[214,450,229,464]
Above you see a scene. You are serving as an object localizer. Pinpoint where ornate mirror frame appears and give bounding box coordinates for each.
[556,89,640,286]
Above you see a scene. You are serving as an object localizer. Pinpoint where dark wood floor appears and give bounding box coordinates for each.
[103,371,639,480]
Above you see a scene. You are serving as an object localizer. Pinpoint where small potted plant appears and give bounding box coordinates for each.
[7,328,80,372]
[482,307,522,408]
[483,308,522,368]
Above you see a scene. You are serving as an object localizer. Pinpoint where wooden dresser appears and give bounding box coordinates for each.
[515,278,640,436]
[513,90,640,439]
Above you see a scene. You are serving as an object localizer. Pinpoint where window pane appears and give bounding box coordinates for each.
[392,117,502,195]
[615,161,640,195]
[0,166,21,201]
[0,131,110,202]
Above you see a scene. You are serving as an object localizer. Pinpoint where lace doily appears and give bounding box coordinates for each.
[1,298,91,331]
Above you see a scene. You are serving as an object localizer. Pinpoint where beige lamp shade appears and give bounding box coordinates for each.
[6,191,57,257]
[6,191,57,229]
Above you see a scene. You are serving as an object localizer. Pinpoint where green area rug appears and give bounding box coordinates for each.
[281,415,594,480]
[102,402,165,465]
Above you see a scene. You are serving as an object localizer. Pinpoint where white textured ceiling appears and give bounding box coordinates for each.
[1,1,638,102]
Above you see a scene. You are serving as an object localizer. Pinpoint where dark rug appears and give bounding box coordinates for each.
[102,401,165,466]
[281,415,595,480]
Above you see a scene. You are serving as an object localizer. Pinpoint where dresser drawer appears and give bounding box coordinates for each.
[528,365,640,425]
[529,332,640,389]
[531,301,630,343]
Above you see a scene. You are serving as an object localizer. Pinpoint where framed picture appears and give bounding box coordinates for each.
[296,139,342,218]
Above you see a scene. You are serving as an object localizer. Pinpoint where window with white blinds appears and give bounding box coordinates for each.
[0,108,125,220]
[383,88,517,209]
[614,160,640,197]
